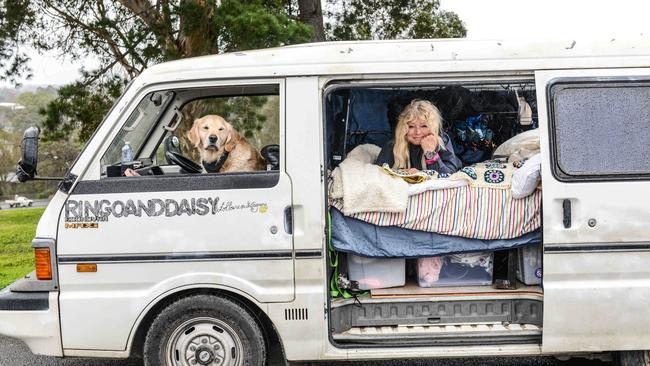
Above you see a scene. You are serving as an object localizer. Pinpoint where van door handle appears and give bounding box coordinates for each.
[562,199,571,228]
[284,205,293,234]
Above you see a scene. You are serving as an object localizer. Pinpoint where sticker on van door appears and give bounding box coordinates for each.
[64,197,268,223]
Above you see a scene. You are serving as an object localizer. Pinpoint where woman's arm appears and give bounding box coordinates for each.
[425,133,463,174]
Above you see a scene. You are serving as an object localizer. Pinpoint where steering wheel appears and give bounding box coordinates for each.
[165,151,203,174]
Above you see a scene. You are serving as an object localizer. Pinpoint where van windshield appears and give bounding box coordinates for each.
[101,91,173,166]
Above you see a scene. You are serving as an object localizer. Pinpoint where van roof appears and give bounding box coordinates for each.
[140,38,650,83]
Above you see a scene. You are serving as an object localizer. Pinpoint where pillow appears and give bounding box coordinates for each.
[511,153,541,199]
[493,128,540,161]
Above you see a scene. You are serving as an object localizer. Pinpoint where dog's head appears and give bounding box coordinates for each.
[187,115,238,152]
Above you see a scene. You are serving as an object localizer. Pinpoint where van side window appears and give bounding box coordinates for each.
[550,80,650,180]
[100,84,280,181]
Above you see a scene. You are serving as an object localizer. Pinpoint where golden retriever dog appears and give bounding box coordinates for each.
[187,115,265,173]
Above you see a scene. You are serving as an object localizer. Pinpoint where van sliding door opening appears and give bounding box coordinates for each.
[322,78,544,347]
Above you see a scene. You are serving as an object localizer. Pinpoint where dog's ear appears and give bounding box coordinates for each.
[186,119,201,148]
[224,124,240,152]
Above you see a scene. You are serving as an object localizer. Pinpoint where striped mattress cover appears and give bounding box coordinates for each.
[330,186,541,240]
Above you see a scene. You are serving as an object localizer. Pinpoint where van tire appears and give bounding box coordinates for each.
[143,294,266,366]
[618,351,650,366]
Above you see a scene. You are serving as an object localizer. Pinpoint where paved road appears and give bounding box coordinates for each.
[0,335,611,366]
[0,199,49,210]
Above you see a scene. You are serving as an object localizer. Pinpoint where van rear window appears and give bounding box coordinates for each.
[550,80,650,179]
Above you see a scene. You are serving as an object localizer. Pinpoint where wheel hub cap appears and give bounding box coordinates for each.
[196,346,214,365]
[166,317,242,366]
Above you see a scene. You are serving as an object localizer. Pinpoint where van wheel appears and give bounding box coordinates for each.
[143,294,265,366]
[618,351,650,366]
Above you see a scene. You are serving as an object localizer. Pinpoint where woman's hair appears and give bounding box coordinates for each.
[393,99,445,169]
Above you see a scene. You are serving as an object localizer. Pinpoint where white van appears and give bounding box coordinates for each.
[3,38,650,366]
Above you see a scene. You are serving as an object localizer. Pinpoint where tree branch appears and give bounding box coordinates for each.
[95,0,148,69]
[42,0,141,76]
[117,0,178,57]
[81,57,120,86]
[117,0,159,31]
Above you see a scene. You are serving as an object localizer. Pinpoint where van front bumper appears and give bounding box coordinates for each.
[0,285,62,356]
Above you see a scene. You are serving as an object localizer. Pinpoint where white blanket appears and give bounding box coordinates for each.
[407,177,468,195]
[330,144,408,215]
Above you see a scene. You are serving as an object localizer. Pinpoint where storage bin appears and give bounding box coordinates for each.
[517,244,543,285]
[417,252,493,287]
[347,255,405,290]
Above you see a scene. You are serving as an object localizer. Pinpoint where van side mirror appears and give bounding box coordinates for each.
[16,127,40,183]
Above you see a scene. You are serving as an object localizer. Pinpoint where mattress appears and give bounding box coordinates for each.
[330,185,541,240]
[330,208,541,258]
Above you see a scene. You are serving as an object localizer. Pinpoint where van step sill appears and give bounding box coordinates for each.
[333,323,541,343]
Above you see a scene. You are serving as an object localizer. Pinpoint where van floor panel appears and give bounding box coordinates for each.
[370,281,543,299]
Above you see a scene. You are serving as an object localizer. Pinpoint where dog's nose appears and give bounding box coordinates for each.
[208,135,218,144]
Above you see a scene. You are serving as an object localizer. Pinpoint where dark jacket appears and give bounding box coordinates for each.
[375,132,463,174]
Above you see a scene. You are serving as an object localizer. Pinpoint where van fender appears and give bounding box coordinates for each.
[124,273,271,355]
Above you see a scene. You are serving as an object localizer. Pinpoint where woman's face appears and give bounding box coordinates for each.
[405,117,430,145]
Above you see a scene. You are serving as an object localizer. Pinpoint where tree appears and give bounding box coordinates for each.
[1,0,313,142]
[40,74,124,142]
[7,88,57,132]
[298,0,325,42]
[0,0,466,144]
[326,0,466,41]
[0,0,34,86]
[0,129,19,183]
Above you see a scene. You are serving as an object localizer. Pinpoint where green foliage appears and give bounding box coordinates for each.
[2,0,312,143]
[39,139,83,176]
[5,88,56,132]
[15,89,56,108]
[0,207,44,288]
[221,96,269,139]
[41,74,124,142]
[0,129,19,184]
[327,0,466,41]
[1,0,466,145]
[214,0,313,52]
[0,0,34,85]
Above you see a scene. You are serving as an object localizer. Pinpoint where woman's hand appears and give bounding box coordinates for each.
[407,168,419,174]
[124,168,141,177]
[420,134,438,153]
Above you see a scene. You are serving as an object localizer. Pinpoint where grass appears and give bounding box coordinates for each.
[0,208,45,289]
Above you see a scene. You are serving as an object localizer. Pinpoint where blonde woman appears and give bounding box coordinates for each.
[375,99,462,174]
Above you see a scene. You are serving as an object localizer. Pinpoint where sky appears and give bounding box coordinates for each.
[3,0,650,88]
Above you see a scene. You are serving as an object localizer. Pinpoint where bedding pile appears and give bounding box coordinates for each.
[329,145,542,240]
